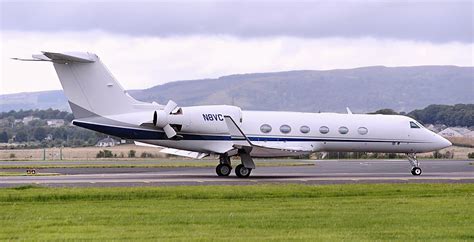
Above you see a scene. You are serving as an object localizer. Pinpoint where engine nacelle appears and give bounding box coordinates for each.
[153,105,242,135]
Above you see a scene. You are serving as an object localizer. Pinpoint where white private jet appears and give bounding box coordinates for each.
[15,51,452,177]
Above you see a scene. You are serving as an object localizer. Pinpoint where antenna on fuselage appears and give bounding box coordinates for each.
[346,107,353,114]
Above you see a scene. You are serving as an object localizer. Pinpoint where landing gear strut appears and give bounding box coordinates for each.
[216,155,232,176]
[235,148,255,178]
[216,149,256,178]
[407,153,422,176]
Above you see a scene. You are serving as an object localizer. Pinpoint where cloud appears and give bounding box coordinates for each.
[1,30,473,94]
[1,1,472,43]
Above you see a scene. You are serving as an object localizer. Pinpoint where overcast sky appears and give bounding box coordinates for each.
[1,0,473,94]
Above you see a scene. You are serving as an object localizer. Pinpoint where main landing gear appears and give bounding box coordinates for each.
[407,153,422,176]
[235,164,251,178]
[216,155,232,176]
[215,152,255,178]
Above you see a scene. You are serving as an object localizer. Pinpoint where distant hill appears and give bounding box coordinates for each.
[0,90,69,111]
[1,66,473,113]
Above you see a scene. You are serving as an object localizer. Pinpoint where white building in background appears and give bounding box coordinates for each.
[22,116,39,124]
[96,137,120,147]
[47,119,65,127]
[438,127,472,138]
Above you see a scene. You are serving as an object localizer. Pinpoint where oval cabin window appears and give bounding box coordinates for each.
[339,126,349,134]
[319,126,329,134]
[280,125,291,134]
[358,127,368,135]
[300,125,310,134]
[260,124,272,133]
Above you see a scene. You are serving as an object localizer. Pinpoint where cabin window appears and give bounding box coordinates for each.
[280,125,291,134]
[358,127,368,135]
[339,126,349,134]
[300,125,310,134]
[260,124,272,133]
[410,121,420,129]
[319,126,329,134]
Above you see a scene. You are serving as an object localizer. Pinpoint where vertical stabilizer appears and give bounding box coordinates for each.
[42,51,144,119]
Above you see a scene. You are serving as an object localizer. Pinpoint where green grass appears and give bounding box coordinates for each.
[0,184,472,241]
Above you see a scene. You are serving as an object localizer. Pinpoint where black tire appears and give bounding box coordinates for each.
[235,164,252,178]
[411,167,422,176]
[216,164,231,176]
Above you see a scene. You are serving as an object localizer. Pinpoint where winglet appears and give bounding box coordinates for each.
[224,115,253,146]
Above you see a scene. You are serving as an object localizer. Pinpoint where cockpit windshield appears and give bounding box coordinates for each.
[410,121,421,129]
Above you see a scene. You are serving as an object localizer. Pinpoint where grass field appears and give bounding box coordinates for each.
[0,184,472,241]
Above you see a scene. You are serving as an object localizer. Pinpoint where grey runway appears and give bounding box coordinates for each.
[0,159,473,187]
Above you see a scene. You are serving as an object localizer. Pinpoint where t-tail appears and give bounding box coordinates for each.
[14,51,148,119]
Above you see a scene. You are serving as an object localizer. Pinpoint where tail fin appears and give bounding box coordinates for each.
[42,51,144,119]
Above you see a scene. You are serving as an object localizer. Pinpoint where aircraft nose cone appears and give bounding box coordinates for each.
[437,135,452,149]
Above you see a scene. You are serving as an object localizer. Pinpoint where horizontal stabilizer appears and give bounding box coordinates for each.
[42,51,95,63]
[13,51,96,63]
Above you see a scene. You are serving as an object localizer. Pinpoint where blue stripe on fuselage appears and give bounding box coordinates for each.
[73,120,425,143]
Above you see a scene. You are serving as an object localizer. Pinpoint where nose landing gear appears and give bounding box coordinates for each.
[407,153,422,176]
[411,166,422,176]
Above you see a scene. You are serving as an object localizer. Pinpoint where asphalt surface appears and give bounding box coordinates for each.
[0,159,473,187]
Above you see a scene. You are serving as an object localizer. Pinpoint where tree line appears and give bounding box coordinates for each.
[370,104,474,127]
[0,109,106,146]
[1,104,473,146]
[0,108,74,121]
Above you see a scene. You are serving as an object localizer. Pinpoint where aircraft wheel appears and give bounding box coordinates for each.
[216,164,231,176]
[235,164,252,178]
[411,167,422,176]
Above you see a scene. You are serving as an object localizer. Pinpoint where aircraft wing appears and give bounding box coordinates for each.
[224,116,312,153]
[252,142,312,152]
[134,141,208,159]
[224,115,252,148]
[159,148,208,159]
